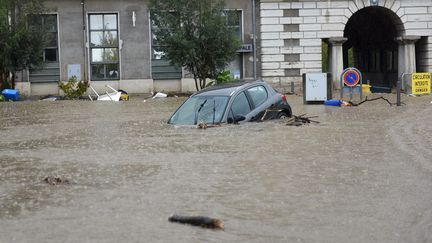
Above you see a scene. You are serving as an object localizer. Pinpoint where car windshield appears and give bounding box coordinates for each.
[168,96,229,125]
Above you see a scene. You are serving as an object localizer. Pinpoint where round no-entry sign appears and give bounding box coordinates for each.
[342,69,360,87]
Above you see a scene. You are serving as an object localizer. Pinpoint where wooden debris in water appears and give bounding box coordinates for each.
[197,122,221,129]
[350,96,397,106]
[43,176,70,185]
[286,114,319,126]
[168,215,224,230]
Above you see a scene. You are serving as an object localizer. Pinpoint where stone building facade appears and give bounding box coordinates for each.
[259,0,432,90]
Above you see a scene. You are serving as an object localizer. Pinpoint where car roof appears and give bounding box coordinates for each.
[194,80,265,97]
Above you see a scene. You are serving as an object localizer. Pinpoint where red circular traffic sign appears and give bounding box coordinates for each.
[343,70,360,87]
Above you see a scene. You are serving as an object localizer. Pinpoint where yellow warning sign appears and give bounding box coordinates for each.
[412,73,431,95]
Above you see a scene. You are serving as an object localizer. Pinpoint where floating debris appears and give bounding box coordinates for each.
[197,122,221,129]
[168,215,224,230]
[40,95,62,101]
[152,92,168,99]
[43,176,70,186]
[350,96,397,106]
[286,114,319,126]
[89,85,122,101]
[324,96,399,107]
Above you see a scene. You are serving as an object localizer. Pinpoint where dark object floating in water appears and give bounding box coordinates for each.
[43,176,70,185]
[168,215,224,230]
[350,96,396,106]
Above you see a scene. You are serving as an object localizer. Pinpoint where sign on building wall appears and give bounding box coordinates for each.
[412,73,431,95]
[67,64,81,80]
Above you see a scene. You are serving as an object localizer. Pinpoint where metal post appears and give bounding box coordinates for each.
[81,0,87,82]
[397,72,410,106]
[252,0,257,79]
[397,78,401,106]
[291,81,294,94]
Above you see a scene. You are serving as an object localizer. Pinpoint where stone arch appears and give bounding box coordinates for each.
[343,6,406,87]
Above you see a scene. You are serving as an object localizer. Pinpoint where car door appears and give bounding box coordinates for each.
[227,91,252,123]
[246,85,268,109]
[227,85,270,123]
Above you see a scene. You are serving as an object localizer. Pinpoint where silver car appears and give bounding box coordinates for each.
[168,80,292,125]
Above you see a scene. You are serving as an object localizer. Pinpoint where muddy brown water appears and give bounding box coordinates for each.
[0,94,431,242]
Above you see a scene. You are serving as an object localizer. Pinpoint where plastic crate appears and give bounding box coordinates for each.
[1,89,20,101]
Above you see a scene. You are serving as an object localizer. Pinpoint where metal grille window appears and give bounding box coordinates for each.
[89,13,119,80]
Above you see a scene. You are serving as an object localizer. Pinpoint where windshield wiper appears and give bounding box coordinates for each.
[212,99,216,124]
[194,99,207,124]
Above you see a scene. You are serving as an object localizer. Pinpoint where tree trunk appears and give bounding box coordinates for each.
[11,71,16,89]
[202,78,206,89]
[0,71,10,90]
[194,77,199,91]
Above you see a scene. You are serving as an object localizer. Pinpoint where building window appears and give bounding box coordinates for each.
[29,14,59,62]
[28,14,60,83]
[89,13,119,80]
[224,10,243,79]
[150,14,182,80]
[224,10,242,39]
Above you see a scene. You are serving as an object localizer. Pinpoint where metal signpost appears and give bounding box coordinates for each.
[340,67,362,101]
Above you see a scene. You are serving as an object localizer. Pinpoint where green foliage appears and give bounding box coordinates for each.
[58,76,88,100]
[322,41,328,73]
[149,0,241,91]
[0,0,46,89]
[206,70,237,87]
[215,70,233,84]
[347,47,354,67]
[0,94,4,102]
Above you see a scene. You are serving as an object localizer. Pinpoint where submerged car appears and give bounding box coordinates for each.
[168,80,292,125]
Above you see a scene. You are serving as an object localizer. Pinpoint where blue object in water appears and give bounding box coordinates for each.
[324,99,342,106]
[1,89,20,101]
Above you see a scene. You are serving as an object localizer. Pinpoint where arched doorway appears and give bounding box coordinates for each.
[344,6,404,88]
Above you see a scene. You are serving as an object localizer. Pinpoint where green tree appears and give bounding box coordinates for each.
[0,0,46,90]
[149,0,241,91]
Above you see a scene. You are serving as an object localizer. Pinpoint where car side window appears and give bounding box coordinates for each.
[247,85,268,108]
[230,92,251,117]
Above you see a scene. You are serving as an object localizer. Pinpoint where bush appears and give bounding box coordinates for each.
[58,76,87,99]
[206,70,237,87]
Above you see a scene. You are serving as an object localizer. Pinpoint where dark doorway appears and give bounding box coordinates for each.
[344,7,404,87]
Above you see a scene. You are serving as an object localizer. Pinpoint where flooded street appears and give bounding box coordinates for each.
[1,94,431,242]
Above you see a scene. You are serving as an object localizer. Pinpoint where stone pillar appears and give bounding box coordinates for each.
[396,36,421,78]
[328,37,347,89]
[396,36,421,90]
